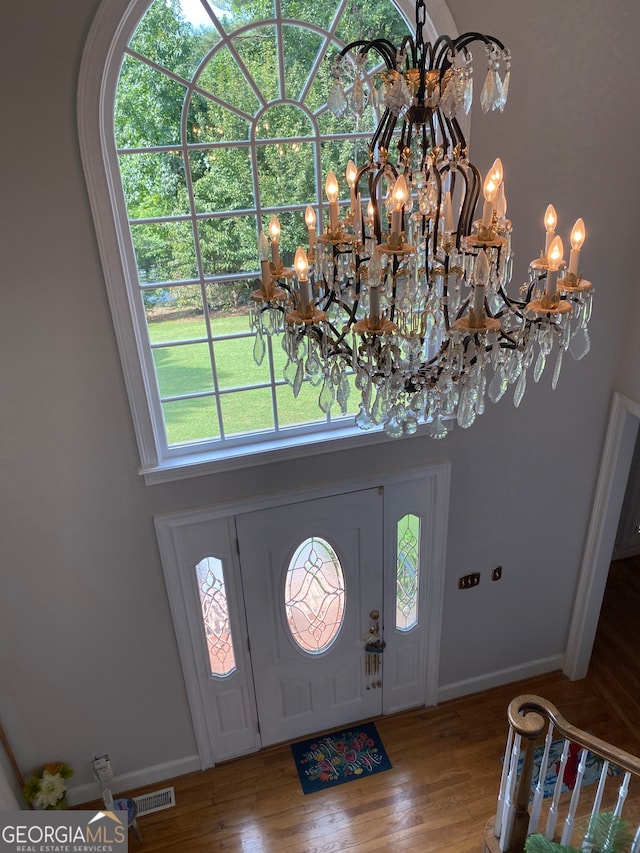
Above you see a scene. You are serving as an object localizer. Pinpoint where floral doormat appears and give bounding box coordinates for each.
[290,721,392,794]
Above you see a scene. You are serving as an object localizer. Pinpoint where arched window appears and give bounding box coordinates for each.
[79,0,457,481]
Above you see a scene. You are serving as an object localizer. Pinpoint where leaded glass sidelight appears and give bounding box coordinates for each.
[396,514,420,631]
[195,556,236,676]
[285,536,345,654]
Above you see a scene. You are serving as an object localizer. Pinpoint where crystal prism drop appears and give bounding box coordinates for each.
[493,72,504,110]
[328,80,347,117]
[552,347,563,390]
[440,76,456,118]
[457,385,476,429]
[371,385,386,423]
[427,413,448,439]
[283,358,296,386]
[463,74,473,114]
[569,326,591,360]
[306,350,322,385]
[292,358,304,397]
[253,329,265,365]
[585,294,593,322]
[355,402,374,430]
[352,75,366,118]
[507,355,522,384]
[318,379,334,414]
[337,373,350,414]
[499,69,510,110]
[404,416,418,435]
[480,69,496,113]
[514,369,526,408]
[533,349,546,383]
[476,373,486,416]
[488,365,508,402]
[384,413,403,438]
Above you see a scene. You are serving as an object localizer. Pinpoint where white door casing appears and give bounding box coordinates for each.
[154,463,449,767]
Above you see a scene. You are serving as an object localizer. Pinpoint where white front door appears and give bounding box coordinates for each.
[154,463,449,766]
[236,489,384,746]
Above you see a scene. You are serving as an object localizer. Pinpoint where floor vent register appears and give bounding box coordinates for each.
[132,786,176,816]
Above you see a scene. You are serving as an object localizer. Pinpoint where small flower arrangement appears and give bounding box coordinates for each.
[22,763,73,810]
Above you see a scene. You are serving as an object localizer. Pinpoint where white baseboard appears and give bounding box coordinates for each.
[67,755,201,806]
[437,654,565,704]
[67,656,564,805]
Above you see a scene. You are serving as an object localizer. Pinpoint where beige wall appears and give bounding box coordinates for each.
[1,0,638,798]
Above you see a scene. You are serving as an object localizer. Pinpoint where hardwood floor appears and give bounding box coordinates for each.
[115,558,640,852]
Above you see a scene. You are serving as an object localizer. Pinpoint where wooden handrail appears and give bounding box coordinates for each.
[508,695,640,776]
[487,695,640,853]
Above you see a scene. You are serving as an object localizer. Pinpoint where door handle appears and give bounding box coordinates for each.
[365,610,384,652]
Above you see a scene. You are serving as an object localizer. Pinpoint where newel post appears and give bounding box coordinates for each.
[507,697,546,853]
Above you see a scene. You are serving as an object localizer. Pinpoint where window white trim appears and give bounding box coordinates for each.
[78,0,460,480]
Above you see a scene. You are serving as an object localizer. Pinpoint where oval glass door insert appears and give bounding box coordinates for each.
[285,536,346,654]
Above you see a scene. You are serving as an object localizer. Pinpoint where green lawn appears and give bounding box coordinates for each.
[146,311,356,444]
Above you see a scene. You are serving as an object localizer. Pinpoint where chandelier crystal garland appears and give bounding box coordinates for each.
[249,0,593,439]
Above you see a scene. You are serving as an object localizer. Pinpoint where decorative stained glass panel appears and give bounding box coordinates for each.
[195,556,236,676]
[396,514,420,631]
[285,536,345,654]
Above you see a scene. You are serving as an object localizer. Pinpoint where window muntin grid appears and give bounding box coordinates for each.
[284,536,346,654]
[195,555,237,677]
[114,0,411,454]
[396,513,420,631]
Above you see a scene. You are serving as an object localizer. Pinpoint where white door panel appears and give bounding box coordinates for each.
[156,514,260,765]
[236,489,383,746]
[383,476,439,714]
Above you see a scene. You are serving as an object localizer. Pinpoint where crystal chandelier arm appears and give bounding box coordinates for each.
[337,39,398,69]
[447,164,470,248]
[431,35,456,71]
[429,164,444,256]
[438,111,464,154]
[366,170,384,244]
[371,109,399,161]
[399,35,419,68]
[325,323,354,359]
[499,280,534,312]
[459,161,482,238]
[451,32,506,56]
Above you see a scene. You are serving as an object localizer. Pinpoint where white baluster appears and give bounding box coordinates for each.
[500,733,522,851]
[495,726,514,836]
[603,772,631,853]
[583,760,609,851]
[629,821,640,853]
[529,722,554,834]
[561,748,588,846]
[546,739,570,839]
[612,771,631,818]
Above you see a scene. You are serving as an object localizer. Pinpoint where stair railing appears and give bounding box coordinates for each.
[489,694,640,853]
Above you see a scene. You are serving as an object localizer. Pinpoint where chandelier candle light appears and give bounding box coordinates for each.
[249,0,593,439]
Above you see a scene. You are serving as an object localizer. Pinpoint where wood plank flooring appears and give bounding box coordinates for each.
[114,558,640,852]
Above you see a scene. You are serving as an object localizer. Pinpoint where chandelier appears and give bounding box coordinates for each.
[249,0,593,439]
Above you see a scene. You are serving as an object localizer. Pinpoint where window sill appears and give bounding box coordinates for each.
[139,420,452,484]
